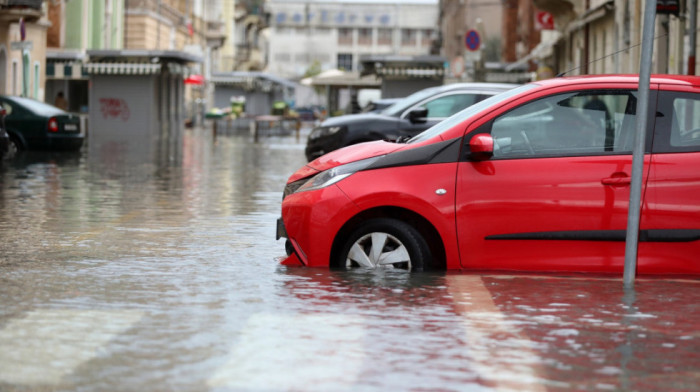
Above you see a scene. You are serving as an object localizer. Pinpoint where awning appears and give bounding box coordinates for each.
[184,74,205,85]
[46,50,88,80]
[301,70,380,88]
[83,63,162,75]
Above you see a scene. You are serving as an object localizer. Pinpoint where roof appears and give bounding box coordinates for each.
[360,55,447,79]
[86,50,203,64]
[211,72,298,89]
[303,70,381,88]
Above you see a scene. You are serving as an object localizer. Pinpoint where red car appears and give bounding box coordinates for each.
[277,75,700,275]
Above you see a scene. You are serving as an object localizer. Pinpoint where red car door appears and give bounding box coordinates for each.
[639,86,700,274]
[455,87,655,273]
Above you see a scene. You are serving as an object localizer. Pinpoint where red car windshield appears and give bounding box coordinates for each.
[408,84,537,144]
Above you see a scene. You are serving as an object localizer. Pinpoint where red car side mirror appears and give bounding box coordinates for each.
[469,133,494,161]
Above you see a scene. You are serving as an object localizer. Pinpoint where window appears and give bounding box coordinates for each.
[338,28,353,45]
[654,91,700,151]
[358,28,372,46]
[670,97,700,147]
[421,94,480,119]
[491,91,638,158]
[337,53,353,71]
[378,28,392,45]
[295,53,309,63]
[421,29,434,46]
[401,29,416,46]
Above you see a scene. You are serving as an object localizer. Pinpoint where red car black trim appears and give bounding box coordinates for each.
[366,138,461,170]
[486,229,700,242]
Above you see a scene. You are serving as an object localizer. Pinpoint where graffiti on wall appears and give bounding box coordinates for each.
[99,98,130,121]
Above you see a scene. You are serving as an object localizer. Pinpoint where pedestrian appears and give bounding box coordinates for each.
[54,91,68,111]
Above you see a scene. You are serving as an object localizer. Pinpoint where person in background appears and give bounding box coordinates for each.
[54,91,68,111]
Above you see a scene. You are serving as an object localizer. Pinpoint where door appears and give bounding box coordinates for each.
[640,88,700,274]
[456,89,653,273]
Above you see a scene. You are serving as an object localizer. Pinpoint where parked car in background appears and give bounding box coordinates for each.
[305,83,519,161]
[0,95,83,152]
[362,98,402,113]
[0,107,9,159]
[278,74,700,276]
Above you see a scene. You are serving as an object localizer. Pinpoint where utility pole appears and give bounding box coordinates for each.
[624,0,657,288]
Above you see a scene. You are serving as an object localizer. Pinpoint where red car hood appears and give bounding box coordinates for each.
[288,141,404,183]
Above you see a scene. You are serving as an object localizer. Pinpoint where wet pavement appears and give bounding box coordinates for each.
[0,126,698,391]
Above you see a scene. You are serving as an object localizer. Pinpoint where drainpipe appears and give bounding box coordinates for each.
[689,0,697,75]
[105,0,112,48]
[584,0,590,74]
[157,0,162,49]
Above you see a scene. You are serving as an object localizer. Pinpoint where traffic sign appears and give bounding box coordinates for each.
[465,29,480,52]
[536,11,554,30]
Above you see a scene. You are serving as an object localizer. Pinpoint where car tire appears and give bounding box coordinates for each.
[334,218,433,271]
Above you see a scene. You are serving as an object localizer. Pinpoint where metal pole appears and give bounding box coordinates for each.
[690,0,697,75]
[623,0,657,287]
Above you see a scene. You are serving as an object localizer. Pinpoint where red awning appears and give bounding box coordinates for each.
[184,74,205,85]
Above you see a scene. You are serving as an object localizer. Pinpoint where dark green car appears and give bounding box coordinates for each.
[0,95,84,152]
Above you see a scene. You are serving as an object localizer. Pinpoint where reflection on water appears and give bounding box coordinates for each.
[0,127,698,391]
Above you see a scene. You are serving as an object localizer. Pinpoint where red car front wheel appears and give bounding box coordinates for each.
[334,218,433,271]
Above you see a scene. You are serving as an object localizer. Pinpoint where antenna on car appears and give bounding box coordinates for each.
[555,32,670,77]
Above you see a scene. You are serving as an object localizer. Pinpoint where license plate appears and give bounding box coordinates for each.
[64,124,78,131]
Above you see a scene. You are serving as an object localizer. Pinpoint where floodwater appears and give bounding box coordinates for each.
[0,126,698,391]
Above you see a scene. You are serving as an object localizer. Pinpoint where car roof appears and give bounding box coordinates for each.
[434,82,521,92]
[0,95,65,115]
[531,74,700,88]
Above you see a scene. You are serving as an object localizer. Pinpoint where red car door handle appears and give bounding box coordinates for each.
[601,174,631,186]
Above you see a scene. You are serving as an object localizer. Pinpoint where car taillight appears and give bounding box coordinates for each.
[48,117,59,132]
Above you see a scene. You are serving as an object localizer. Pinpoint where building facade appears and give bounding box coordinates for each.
[0,1,49,99]
[520,0,696,78]
[266,0,438,79]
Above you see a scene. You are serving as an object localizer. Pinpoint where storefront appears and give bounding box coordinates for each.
[84,49,202,165]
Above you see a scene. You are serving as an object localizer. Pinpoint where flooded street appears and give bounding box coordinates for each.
[0,126,698,391]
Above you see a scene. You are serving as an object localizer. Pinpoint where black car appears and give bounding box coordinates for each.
[362,98,402,113]
[0,95,84,152]
[305,83,519,161]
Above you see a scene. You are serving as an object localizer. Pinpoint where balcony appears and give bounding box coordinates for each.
[0,0,42,9]
[235,43,264,71]
[206,20,226,48]
[0,0,43,22]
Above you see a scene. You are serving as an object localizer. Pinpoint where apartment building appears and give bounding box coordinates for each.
[266,0,438,79]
